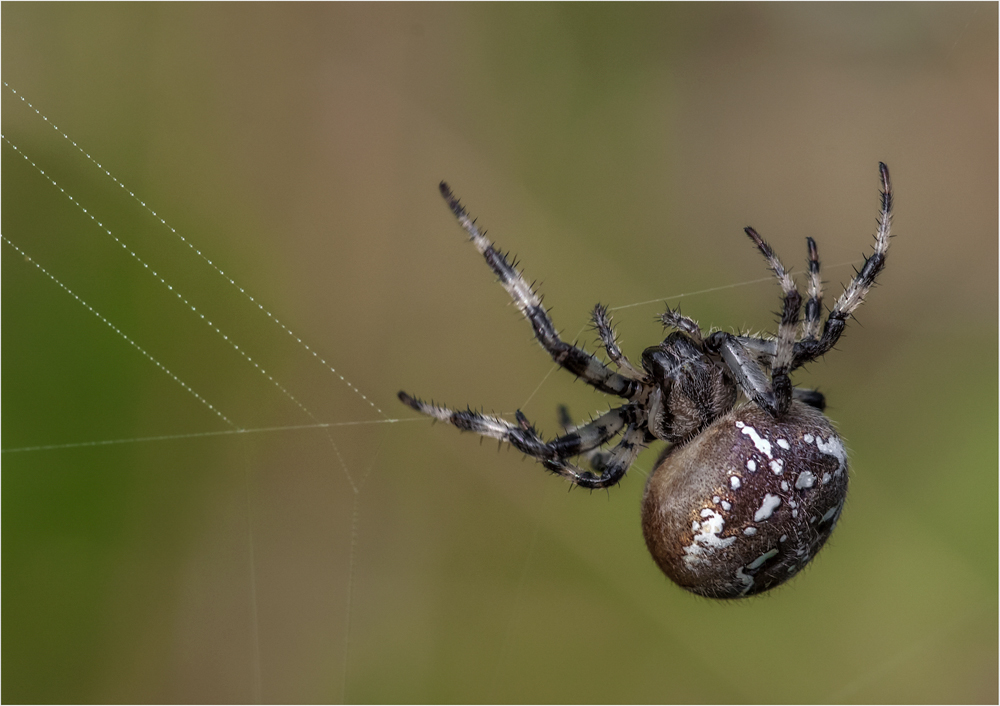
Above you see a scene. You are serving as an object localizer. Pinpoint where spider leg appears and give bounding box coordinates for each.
[801,237,823,341]
[592,304,646,380]
[729,336,825,411]
[439,183,639,399]
[541,424,649,489]
[734,335,775,364]
[744,226,801,415]
[706,332,780,415]
[792,163,892,370]
[398,390,636,461]
[660,305,703,346]
[558,403,616,472]
[645,387,673,441]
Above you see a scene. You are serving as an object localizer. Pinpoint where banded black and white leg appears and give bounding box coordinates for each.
[712,228,831,415]
[703,236,811,417]
[743,226,801,415]
[795,237,825,410]
[702,221,803,419]
[591,304,646,380]
[715,335,826,411]
[802,236,823,341]
[439,182,641,400]
[713,162,892,416]
[557,404,618,473]
[551,403,650,485]
[398,391,648,488]
[791,162,893,369]
[660,305,704,346]
[551,424,647,489]
[705,330,782,415]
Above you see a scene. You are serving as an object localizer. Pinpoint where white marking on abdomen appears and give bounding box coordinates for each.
[736,421,773,458]
[747,548,779,570]
[683,509,737,567]
[815,435,847,475]
[754,493,782,521]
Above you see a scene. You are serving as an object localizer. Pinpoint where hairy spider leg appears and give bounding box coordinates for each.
[802,237,823,341]
[438,182,639,399]
[700,331,828,411]
[558,403,620,472]
[707,332,779,414]
[715,162,892,414]
[398,390,638,462]
[541,424,649,489]
[398,391,648,489]
[744,226,802,415]
[715,335,826,410]
[591,304,646,380]
[791,162,892,370]
[734,335,775,362]
[660,306,704,346]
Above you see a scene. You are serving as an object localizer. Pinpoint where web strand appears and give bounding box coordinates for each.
[4,81,384,419]
[0,418,419,455]
[240,439,263,704]
[3,133,360,489]
[4,136,317,423]
[3,234,238,430]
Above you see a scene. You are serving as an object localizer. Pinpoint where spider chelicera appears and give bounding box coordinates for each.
[399,164,893,598]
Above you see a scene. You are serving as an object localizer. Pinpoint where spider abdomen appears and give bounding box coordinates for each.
[641,400,849,598]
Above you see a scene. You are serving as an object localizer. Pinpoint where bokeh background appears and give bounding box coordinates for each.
[3,4,996,703]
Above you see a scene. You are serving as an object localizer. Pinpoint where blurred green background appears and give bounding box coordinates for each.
[3,4,996,703]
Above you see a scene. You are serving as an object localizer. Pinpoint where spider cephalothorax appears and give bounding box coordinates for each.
[400,164,893,598]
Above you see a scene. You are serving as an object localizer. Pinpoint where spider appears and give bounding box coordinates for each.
[399,164,893,598]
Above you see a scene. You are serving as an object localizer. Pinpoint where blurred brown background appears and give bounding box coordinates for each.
[3,3,996,703]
